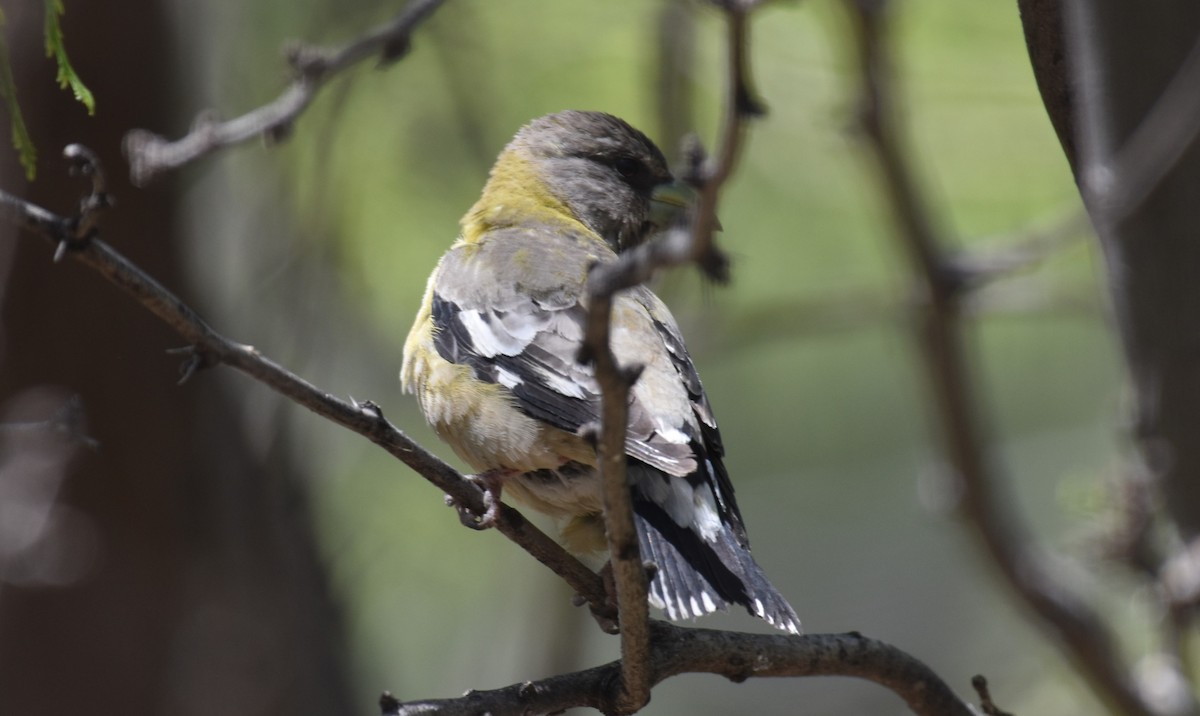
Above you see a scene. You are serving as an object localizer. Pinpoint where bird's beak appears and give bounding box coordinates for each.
[649,180,697,232]
[650,180,722,232]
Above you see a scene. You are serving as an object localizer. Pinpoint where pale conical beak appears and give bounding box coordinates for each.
[649,180,698,232]
[650,180,721,232]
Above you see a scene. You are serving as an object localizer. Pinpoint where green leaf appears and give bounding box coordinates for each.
[0,8,36,180]
[43,0,95,115]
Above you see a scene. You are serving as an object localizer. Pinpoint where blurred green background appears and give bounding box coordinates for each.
[186,0,1121,713]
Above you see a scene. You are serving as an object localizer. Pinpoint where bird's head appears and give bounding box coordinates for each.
[467,110,694,252]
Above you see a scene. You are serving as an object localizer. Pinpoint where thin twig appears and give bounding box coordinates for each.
[578,2,767,710]
[971,675,1014,716]
[654,0,697,158]
[2,181,609,617]
[581,292,652,712]
[122,0,447,185]
[1079,31,1200,223]
[0,395,99,449]
[847,2,1165,716]
[384,623,976,716]
[952,208,1090,288]
[687,0,766,281]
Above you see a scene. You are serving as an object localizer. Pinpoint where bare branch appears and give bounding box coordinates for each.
[1064,0,1200,558]
[384,624,977,716]
[971,675,1014,716]
[952,208,1090,288]
[0,188,72,241]
[579,290,653,711]
[0,395,98,450]
[3,147,990,716]
[687,0,767,281]
[654,0,697,159]
[847,2,1169,715]
[122,0,447,185]
[1,179,610,618]
[1078,32,1200,223]
[577,2,769,709]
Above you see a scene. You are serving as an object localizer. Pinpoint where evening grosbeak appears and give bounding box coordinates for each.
[401,110,800,633]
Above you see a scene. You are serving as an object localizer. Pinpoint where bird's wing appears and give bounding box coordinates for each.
[430,227,799,631]
[621,289,747,542]
[428,227,745,533]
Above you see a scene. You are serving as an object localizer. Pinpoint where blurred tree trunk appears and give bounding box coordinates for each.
[1019,1,1200,541]
[0,2,353,715]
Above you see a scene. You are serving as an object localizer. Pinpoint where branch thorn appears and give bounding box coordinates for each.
[167,345,217,384]
[355,398,385,419]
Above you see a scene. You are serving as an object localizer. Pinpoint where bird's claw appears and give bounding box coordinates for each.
[445,469,510,530]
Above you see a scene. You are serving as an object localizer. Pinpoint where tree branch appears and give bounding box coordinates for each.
[3,5,1007,713]
[122,0,447,185]
[0,166,610,619]
[4,145,992,716]
[383,623,977,716]
[1076,30,1200,225]
[578,1,768,710]
[579,290,651,711]
[847,2,1165,715]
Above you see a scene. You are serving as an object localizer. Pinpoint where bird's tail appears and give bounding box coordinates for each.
[632,496,801,634]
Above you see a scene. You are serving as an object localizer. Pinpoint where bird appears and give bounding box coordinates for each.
[401,110,800,634]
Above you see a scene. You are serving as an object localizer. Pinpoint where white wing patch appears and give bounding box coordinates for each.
[494,308,544,343]
[655,426,691,444]
[534,364,589,398]
[458,310,531,357]
[496,366,524,390]
[691,487,723,542]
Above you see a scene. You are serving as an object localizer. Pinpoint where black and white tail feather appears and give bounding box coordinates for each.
[631,463,801,634]
[425,224,801,634]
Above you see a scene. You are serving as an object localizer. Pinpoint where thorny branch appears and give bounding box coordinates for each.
[579,1,767,710]
[122,0,447,185]
[382,623,976,716]
[848,2,1173,716]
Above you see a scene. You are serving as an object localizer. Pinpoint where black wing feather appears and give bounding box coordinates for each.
[432,291,597,433]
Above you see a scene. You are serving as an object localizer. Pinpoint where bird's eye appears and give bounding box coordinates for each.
[614,156,644,180]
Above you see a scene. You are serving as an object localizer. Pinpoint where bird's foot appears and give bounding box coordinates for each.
[445,468,514,530]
